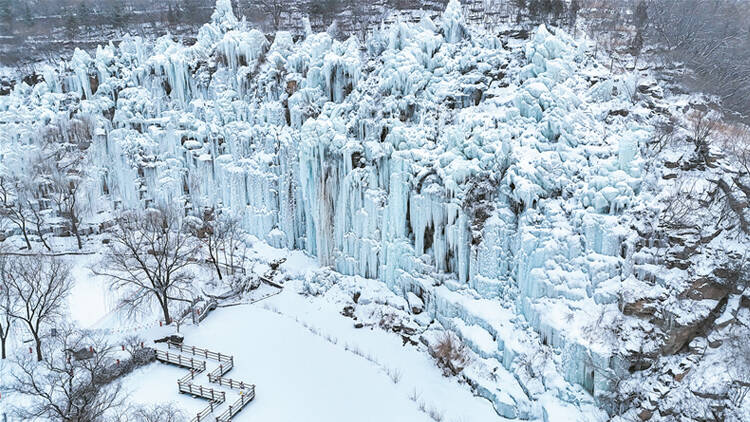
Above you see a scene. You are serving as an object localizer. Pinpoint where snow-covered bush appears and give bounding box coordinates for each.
[227,271,262,293]
[301,268,340,296]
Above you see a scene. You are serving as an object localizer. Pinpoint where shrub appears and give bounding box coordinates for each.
[432,332,469,376]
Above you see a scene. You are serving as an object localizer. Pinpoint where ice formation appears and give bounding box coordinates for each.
[0,1,667,419]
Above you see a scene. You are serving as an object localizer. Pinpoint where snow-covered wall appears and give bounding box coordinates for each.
[0,0,658,418]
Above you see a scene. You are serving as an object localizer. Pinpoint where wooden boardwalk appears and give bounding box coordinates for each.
[155,341,255,422]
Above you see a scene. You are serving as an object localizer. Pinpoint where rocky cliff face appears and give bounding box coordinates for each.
[1,1,748,420]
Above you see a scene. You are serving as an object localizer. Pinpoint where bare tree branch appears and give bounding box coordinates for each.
[95,207,199,323]
[0,255,73,361]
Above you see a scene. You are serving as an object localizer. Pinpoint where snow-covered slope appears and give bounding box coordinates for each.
[1,0,748,420]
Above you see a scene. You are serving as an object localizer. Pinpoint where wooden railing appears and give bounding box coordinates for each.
[168,341,234,364]
[215,386,256,422]
[208,375,254,391]
[158,342,255,422]
[209,361,233,380]
[179,368,200,384]
[155,349,206,371]
[191,401,218,422]
[178,381,226,402]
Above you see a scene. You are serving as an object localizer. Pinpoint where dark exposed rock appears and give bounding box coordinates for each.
[154,334,184,344]
[637,408,653,421]
[660,296,728,354]
[623,298,659,318]
[66,347,95,361]
[679,278,729,301]
[341,305,355,318]
[608,109,629,117]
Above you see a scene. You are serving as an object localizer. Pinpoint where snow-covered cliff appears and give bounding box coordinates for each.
[2,0,748,420]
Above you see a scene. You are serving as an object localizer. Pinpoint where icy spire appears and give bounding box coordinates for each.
[441,0,469,43]
[211,0,239,32]
[302,17,313,38]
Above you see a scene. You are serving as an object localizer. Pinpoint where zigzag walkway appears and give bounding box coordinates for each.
[155,341,255,422]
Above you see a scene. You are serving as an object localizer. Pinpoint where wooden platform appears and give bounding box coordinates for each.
[155,341,255,422]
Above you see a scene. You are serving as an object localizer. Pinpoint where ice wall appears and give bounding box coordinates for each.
[0,0,651,418]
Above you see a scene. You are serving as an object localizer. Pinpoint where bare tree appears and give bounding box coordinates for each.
[348,0,371,41]
[568,0,580,32]
[644,0,750,117]
[688,110,717,164]
[9,326,126,421]
[0,176,33,250]
[0,286,12,359]
[35,116,93,250]
[720,123,750,177]
[50,172,86,250]
[724,323,750,415]
[28,197,52,251]
[95,207,199,323]
[0,255,73,361]
[119,403,188,422]
[189,208,245,280]
[0,254,16,359]
[256,0,285,30]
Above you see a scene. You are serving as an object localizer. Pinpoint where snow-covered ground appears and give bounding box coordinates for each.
[0,236,505,421]
[123,294,503,422]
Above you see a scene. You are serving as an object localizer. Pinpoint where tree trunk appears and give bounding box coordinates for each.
[34,334,42,361]
[38,232,51,250]
[21,223,32,250]
[35,218,51,251]
[212,255,223,280]
[72,216,82,250]
[1,336,6,359]
[160,298,171,324]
